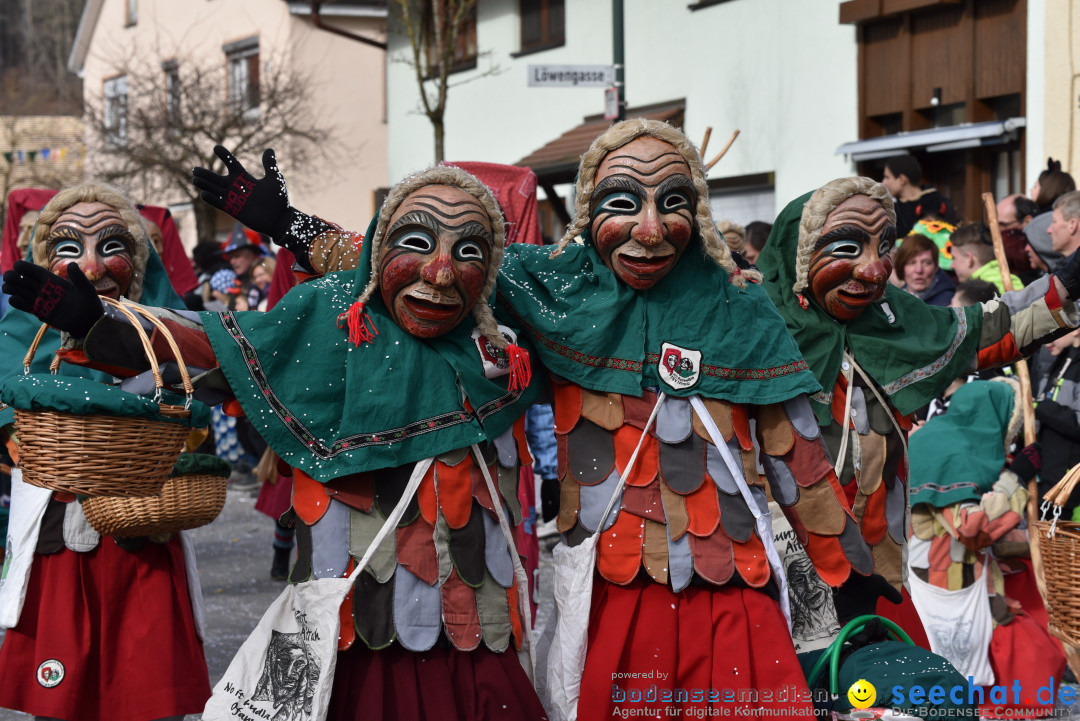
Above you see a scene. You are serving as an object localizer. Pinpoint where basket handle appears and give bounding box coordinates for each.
[99,297,168,396]
[22,323,52,375]
[1044,464,1080,509]
[117,302,195,399]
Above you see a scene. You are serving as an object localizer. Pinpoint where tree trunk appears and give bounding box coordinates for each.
[193,199,220,246]
[434,118,445,163]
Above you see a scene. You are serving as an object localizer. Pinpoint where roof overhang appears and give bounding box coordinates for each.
[836,117,1026,162]
[517,102,685,186]
[68,0,105,77]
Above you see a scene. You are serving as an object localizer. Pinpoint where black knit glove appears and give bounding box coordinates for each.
[1054,247,1080,301]
[2,261,104,337]
[832,572,902,626]
[1009,442,1042,482]
[540,476,560,523]
[192,146,331,270]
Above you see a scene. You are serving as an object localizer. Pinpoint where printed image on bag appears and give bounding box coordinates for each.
[203,576,351,721]
[770,501,840,653]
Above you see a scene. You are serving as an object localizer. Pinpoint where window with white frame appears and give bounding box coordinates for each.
[163,60,180,126]
[224,37,259,118]
[103,75,128,146]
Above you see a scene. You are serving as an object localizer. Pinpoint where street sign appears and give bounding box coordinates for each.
[604,87,619,120]
[528,64,615,88]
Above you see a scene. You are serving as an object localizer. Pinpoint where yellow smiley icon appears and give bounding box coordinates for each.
[847,679,877,709]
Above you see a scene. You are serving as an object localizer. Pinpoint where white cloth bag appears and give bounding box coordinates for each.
[0,468,51,629]
[537,393,667,721]
[202,457,434,721]
[907,563,994,686]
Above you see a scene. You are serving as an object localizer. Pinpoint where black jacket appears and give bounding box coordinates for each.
[1035,345,1080,516]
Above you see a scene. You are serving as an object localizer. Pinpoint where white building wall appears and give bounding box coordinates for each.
[386,0,858,221]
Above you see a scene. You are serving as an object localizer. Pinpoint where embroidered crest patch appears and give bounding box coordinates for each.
[472,325,519,380]
[658,343,702,390]
[37,659,64,688]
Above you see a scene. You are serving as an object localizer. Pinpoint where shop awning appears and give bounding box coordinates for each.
[517,104,684,186]
[835,117,1026,162]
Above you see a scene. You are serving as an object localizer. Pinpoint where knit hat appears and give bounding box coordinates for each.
[210,268,240,294]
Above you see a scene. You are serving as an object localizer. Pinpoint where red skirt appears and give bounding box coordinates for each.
[579,578,815,720]
[0,537,211,721]
[327,641,548,721]
[980,612,1066,719]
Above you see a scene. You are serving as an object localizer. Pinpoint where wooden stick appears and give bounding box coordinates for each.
[699,126,713,158]
[983,191,1080,676]
[705,129,740,171]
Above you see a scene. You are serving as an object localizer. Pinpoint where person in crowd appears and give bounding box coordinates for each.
[1047,190,1080,263]
[222,223,271,311]
[909,379,1064,719]
[185,240,229,312]
[951,279,999,308]
[882,155,959,236]
[894,233,954,305]
[998,193,1038,232]
[742,220,771,264]
[1034,326,1080,520]
[951,223,1024,293]
[250,256,275,310]
[207,267,242,311]
[716,218,745,256]
[1026,159,1076,271]
[0,182,211,721]
[757,175,1080,646]
[6,166,547,721]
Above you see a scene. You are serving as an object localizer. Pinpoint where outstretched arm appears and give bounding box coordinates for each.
[191,145,339,273]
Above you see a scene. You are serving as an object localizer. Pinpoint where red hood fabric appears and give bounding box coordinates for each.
[136,205,199,295]
[2,188,198,297]
[267,247,298,309]
[444,162,542,246]
[2,188,58,272]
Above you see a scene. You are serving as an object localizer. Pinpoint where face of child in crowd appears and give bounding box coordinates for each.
[252,263,271,290]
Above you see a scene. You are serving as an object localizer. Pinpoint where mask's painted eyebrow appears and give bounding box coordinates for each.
[591,175,645,208]
[457,220,494,246]
[604,150,684,176]
[409,194,488,222]
[388,210,441,237]
[655,173,696,200]
[815,225,871,251]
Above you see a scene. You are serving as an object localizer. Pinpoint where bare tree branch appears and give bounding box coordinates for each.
[83,48,345,243]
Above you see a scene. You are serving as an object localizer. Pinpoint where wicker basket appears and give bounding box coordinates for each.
[13,298,197,497]
[1035,463,1080,647]
[82,456,228,537]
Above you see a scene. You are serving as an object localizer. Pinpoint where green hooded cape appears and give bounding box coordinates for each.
[202,218,541,483]
[757,191,983,424]
[0,249,189,429]
[496,232,819,404]
[909,380,1015,507]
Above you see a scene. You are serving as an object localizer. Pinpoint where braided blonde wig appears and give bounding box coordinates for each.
[32,182,152,302]
[550,118,756,288]
[792,176,895,296]
[355,165,512,349]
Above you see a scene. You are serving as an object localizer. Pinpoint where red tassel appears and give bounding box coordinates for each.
[505,343,531,393]
[336,301,378,346]
[797,293,809,310]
